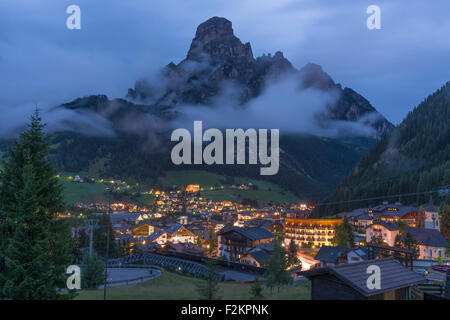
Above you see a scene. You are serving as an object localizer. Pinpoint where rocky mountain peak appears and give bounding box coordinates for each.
[194,17,234,43]
[187,16,253,62]
[127,17,394,139]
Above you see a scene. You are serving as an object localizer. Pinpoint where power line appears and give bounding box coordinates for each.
[313,185,450,207]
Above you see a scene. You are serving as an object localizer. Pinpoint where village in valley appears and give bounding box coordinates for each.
[1,2,450,306]
[64,173,450,300]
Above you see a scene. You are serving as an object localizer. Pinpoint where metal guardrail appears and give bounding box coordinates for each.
[154,251,267,275]
[102,268,163,288]
[108,254,211,278]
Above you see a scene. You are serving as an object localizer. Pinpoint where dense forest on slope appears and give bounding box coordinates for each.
[315,82,450,216]
[0,93,375,201]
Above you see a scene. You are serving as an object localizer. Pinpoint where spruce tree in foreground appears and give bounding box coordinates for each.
[0,110,75,299]
[81,250,105,289]
[196,259,221,300]
[265,236,292,295]
[249,276,264,299]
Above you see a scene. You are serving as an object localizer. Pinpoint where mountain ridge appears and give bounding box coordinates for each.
[127,16,394,139]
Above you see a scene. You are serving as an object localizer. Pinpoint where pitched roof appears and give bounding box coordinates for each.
[244,249,271,265]
[238,227,274,241]
[348,204,419,220]
[217,225,236,235]
[244,218,279,229]
[165,223,183,234]
[345,247,369,261]
[315,246,348,263]
[369,221,399,231]
[402,227,447,247]
[219,226,274,241]
[302,258,426,297]
[147,230,166,241]
[250,242,274,254]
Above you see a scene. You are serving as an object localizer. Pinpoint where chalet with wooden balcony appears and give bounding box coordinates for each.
[217,226,274,260]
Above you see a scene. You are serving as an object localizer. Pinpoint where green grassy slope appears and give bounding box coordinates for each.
[76,271,310,300]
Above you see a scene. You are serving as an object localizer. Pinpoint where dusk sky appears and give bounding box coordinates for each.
[1,0,449,127]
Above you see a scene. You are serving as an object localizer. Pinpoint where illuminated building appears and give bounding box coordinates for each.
[217,226,274,260]
[284,218,342,248]
[365,222,399,246]
[186,184,200,193]
[131,223,158,238]
[347,202,421,228]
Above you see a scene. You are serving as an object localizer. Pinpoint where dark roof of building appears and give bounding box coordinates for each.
[346,247,369,260]
[165,223,183,234]
[315,246,348,263]
[238,227,274,241]
[244,249,271,265]
[369,221,399,231]
[244,218,279,229]
[217,225,237,235]
[302,258,426,297]
[251,242,274,254]
[219,226,274,241]
[373,204,418,217]
[147,230,166,241]
[402,227,447,247]
[348,203,419,220]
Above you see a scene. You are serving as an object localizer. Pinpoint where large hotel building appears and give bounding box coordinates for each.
[284,218,343,248]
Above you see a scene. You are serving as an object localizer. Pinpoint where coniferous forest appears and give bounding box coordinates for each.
[315,82,450,216]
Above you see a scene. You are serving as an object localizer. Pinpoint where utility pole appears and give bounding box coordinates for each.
[104,189,111,300]
[85,219,98,257]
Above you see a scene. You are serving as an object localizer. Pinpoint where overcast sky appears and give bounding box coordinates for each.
[0,0,449,127]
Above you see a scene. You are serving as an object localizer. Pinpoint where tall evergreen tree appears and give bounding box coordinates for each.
[81,250,105,289]
[0,110,75,299]
[93,213,117,258]
[332,215,355,248]
[441,205,450,240]
[265,236,292,294]
[287,239,300,269]
[402,232,419,260]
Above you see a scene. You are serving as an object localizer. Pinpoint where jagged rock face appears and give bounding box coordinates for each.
[127,16,394,139]
[127,17,296,105]
[187,17,254,63]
